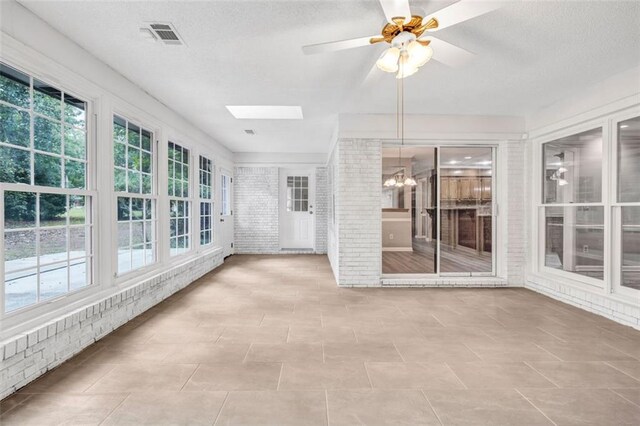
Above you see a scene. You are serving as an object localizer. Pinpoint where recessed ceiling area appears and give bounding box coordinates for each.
[17,0,640,154]
[226,105,303,120]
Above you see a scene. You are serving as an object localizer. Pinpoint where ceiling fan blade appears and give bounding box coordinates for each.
[302,35,379,55]
[422,36,475,68]
[423,0,503,31]
[379,0,412,24]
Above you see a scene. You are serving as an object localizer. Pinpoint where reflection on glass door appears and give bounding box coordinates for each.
[439,147,494,274]
[381,145,495,276]
[381,147,437,274]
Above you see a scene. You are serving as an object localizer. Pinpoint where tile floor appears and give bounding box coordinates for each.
[2,254,640,425]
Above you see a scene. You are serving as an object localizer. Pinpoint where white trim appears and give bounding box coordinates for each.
[382,247,413,252]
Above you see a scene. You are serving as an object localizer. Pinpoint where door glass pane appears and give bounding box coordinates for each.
[622,206,640,291]
[439,147,493,273]
[618,117,640,203]
[381,146,437,274]
[544,206,604,280]
[543,128,602,204]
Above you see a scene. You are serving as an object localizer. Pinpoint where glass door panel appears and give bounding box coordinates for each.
[439,147,494,274]
[381,146,437,274]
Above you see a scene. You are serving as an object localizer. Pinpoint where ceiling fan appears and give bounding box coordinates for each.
[302,0,503,78]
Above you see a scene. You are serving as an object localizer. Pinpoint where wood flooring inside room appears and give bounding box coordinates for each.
[2,254,640,425]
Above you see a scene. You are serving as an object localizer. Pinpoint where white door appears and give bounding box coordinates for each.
[279,170,315,249]
[220,172,234,256]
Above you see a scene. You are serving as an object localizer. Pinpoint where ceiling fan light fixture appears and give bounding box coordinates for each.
[396,52,418,79]
[406,40,433,67]
[376,47,400,73]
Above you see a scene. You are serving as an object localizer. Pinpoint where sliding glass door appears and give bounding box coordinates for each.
[381,145,495,276]
[439,147,494,275]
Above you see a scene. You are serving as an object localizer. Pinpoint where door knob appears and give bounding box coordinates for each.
[309,211,313,215]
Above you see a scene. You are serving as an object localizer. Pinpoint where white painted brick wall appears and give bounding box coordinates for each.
[327,148,339,280]
[234,167,280,254]
[337,139,382,286]
[315,167,328,254]
[0,248,224,399]
[234,166,328,254]
[506,140,526,285]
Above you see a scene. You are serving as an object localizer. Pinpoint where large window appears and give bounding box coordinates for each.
[617,116,640,291]
[199,155,213,246]
[168,142,191,256]
[1,62,93,312]
[113,115,156,274]
[541,128,604,281]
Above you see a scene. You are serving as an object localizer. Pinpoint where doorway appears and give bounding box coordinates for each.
[279,169,315,250]
[220,172,234,257]
[381,145,496,276]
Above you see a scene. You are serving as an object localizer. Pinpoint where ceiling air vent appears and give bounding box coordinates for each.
[244,129,255,135]
[145,22,184,45]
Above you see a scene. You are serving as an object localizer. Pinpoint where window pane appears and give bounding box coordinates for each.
[543,128,602,204]
[618,117,640,203]
[0,104,30,147]
[64,94,86,129]
[69,195,87,225]
[117,197,130,221]
[544,206,604,280]
[622,206,640,291]
[5,269,37,312]
[128,170,141,193]
[34,153,62,187]
[5,230,37,270]
[114,143,126,168]
[40,228,67,263]
[33,79,62,119]
[34,116,61,154]
[113,116,126,144]
[69,227,88,258]
[40,263,68,301]
[0,63,30,108]
[69,259,89,291]
[39,193,67,227]
[128,122,140,147]
[114,168,127,192]
[65,159,85,189]
[0,146,30,184]
[4,191,36,229]
[141,129,152,151]
[64,126,86,159]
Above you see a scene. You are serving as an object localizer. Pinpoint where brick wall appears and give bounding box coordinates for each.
[327,148,339,279]
[234,167,280,253]
[336,139,382,286]
[315,167,328,254]
[0,248,224,399]
[506,140,526,285]
[234,166,328,254]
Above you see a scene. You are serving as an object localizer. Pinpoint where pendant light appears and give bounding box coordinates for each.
[383,64,416,188]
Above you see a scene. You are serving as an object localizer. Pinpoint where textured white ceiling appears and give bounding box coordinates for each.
[18,0,640,154]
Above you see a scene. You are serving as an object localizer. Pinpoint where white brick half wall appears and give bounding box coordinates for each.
[337,139,382,286]
[0,248,224,399]
[234,167,280,253]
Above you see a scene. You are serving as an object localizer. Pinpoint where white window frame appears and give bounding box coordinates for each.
[111,113,159,278]
[0,58,98,321]
[167,140,193,258]
[533,118,611,290]
[610,107,640,299]
[198,154,214,248]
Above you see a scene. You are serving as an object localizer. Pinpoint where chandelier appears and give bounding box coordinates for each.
[376,31,433,79]
[384,66,416,188]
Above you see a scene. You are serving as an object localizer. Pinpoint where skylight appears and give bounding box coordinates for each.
[225,105,303,120]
